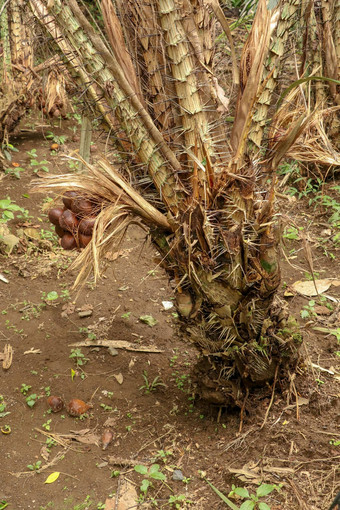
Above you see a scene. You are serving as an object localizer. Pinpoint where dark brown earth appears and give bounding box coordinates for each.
[0,116,339,510]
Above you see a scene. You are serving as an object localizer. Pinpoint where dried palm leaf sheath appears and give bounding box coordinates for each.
[247,0,300,153]
[31,0,303,406]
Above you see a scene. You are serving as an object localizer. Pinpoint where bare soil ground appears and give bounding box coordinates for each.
[0,116,339,510]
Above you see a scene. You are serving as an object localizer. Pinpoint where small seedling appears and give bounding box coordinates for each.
[20,383,32,395]
[46,132,67,145]
[100,403,113,412]
[283,226,303,240]
[0,396,10,418]
[300,300,317,319]
[139,370,166,394]
[2,142,19,161]
[69,348,89,367]
[79,327,96,340]
[27,460,42,471]
[227,483,282,510]
[134,463,166,497]
[42,419,52,431]
[46,437,57,449]
[29,156,49,173]
[41,291,59,304]
[0,198,27,223]
[153,449,173,464]
[111,470,120,478]
[168,494,193,509]
[26,394,38,408]
[5,166,25,179]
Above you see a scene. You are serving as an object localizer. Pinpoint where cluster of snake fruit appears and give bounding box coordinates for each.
[48,191,100,250]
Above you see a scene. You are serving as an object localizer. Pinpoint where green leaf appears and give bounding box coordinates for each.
[150,471,166,481]
[258,503,271,510]
[0,200,11,209]
[134,465,148,475]
[300,310,309,319]
[149,464,161,474]
[140,479,150,493]
[139,315,158,327]
[240,501,255,510]
[234,488,250,499]
[46,291,58,301]
[257,484,276,498]
[8,204,22,211]
[205,479,240,510]
[3,211,14,220]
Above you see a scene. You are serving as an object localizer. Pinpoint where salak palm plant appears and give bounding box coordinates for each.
[30,0,313,406]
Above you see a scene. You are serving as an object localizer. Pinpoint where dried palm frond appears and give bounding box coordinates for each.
[45,68,70,117]
[101,0,143,103]
[230,0,275,157]
[269,78,340,171]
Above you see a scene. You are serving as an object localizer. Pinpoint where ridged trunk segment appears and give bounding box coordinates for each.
[158,0,215,198]
[9,0,34,68]
[0,0,13,86]
[29,0,186,216]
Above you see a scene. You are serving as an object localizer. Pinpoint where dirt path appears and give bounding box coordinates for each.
[0,118,339,510]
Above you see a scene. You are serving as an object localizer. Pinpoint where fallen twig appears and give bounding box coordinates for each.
[68,339,163,353]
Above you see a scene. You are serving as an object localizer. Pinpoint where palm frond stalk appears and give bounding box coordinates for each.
[31,0,304,406]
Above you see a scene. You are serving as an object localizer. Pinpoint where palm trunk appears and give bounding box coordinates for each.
[0,0,34,146]
[31,0,303,406]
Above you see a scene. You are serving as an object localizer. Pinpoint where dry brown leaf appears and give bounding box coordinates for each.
[61,302,75,318]
[292,279,332,296]
[113,373,124,385]
[103,417,116,427]
[67,429,100,446]
[314,305,332,316]
[40,444,50,461]
[104,248,131,261]
[227,463,262,484]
